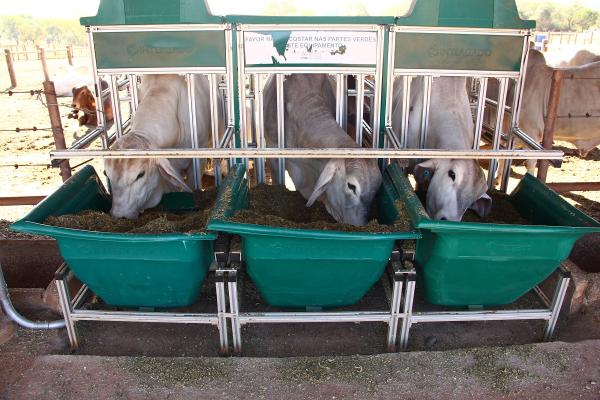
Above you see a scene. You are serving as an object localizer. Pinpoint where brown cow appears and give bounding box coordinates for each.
[68,80,113,126]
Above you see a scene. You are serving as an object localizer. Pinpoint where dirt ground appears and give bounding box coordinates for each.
[1,57,600,398]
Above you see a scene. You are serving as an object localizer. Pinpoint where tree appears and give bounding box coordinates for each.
[1,15,26,44]
[573,9,599,32]
[557,1,586,31]
[340,3,370,16]
[382,2,413,17]
[261,0,298,16]
[20,23,44,45]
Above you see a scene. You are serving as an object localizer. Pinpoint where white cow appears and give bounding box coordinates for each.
[263,74,382,226]
[543,48,600,68]
[105,74,219,219]
[486,49,600,174]
[392,76,491,221]
[52,72,95,97]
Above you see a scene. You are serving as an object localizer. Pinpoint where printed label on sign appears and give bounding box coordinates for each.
[244,31,377,65]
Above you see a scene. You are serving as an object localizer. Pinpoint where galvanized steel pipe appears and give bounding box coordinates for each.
[0,263,66,330]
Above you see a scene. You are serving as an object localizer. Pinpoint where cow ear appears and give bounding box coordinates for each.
[413,161,436,184]
[306,160,339,207]
[158,159,192,193]
[468,192,492,218]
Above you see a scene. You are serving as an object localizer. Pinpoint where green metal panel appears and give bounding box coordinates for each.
[80,0,533,29]
[394,32,524,71]
[385,164,600,309]
[207,164,420,309]
[396,0,535,29]
[93,31,226,69]
[10,165,217,308]
[80,0,222,26]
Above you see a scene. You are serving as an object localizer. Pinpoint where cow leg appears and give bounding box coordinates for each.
[266,158,282,185]
[525,159,537,174]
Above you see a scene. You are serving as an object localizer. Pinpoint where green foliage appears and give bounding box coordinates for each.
[516,0,599,31]
[0,14,86,45]
[340,3,370,16]
[261,0,298,16]
[573,8,599,31]
[382,2,413,17]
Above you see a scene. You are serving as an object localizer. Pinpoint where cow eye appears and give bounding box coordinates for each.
[347,183,356,193]
[448,170,456,181]
[135,171,145,181]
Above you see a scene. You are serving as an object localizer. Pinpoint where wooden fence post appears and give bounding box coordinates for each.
[35,45,40,59]
[67,44,73,66]
[39,47,50,81]
[43,81,72,182]
[537,69,564,184]
[5,49,17,88]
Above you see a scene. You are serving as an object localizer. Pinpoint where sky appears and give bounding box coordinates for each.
[1,0,599,21]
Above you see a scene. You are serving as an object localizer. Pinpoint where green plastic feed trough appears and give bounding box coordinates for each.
[10,165,217,308]
[206,163,420,310]
[385,163,600,309]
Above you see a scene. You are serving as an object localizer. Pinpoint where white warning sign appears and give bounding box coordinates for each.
[244,30,378,65]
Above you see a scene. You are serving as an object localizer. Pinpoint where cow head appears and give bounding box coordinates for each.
[70,84,97,126]
[104,133,190,219]
[306,158,382,226]
[414,158,492,221]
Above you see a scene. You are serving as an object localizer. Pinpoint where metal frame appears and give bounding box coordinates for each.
[50,18,571,356]
[54,255,231,355]
[396,260,572,349]
[224,250,414,355]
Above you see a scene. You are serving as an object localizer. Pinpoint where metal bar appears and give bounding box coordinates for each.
[128,74,139,116]
[394,69,521,78]
[245,67,377,75]
[219,126,235,149]
[399,275,416,350]
[55,266,78,348]
[410,310,552,324]
[386,277,403,351]
[209,73,222,186]
[241,24,380,32]
[50,148,564,160]
[86,27,109,149]
[391,26,525,35]
[69,310,220,324]
[473,77,488,149]
[336,73,344,126]
[419,76,432,150]
[276,73,285,185]
[109,75,124,140]
[91,24,226,33]
[97,67,227,75]
[356,74,365,146]
[487,77,509,189]
[372,25,385,149]
[543,265,571,341]
[237,312,396,324]
[537,69,564,183]
[186,73,201,189]
[401,76,411,148]
[236,28,249,172]
[255,73,266,184]
[215,270,229,354]
[384,126,401,150]
[228,270,242,355]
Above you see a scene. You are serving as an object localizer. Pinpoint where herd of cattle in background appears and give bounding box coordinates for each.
[50,44,600,226]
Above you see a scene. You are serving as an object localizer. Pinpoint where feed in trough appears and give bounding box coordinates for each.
[43,187,219,234]
[229,183,411,233]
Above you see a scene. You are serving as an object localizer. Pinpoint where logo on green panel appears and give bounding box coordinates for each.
[487,242,531,255]
[428,45,492,58]
[126,44,193,57]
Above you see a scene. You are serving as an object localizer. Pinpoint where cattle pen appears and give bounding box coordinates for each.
[3,0,599,360]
